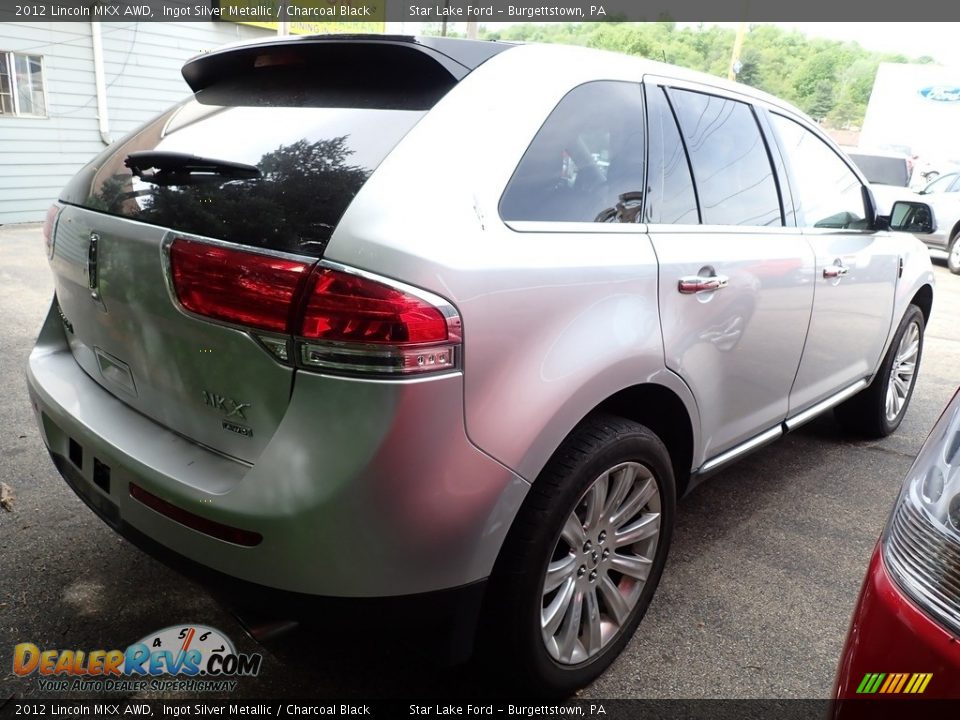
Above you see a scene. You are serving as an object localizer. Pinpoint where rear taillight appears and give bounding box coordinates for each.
[42,204,60,258]
[168,238,460,377]
[169,239,312,333]
[297,264,460,377]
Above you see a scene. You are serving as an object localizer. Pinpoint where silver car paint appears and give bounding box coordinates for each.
[649,224,815,459]
[27,40,935,599]
[28,297,529,596]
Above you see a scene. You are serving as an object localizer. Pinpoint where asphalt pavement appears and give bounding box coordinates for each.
[1,223,959,700]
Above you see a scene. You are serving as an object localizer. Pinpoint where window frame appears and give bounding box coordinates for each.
[0,51,48,119]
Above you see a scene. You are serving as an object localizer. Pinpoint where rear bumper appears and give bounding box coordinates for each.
[833,545,960,702]
[26,298,529,599]
[49,446,487,662]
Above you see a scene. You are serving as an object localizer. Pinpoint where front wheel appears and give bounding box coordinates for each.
[835,304,925,438]
[948,233,960,275]
[480,415,675,695]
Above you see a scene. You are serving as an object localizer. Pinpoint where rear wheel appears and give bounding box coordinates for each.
[948,233,960,275]
[835,304,925,438]
[480,415,675,695]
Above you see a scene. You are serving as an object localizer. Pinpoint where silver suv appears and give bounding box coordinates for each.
[27,36,937,693]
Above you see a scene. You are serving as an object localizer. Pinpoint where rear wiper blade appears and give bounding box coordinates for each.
[124,151,261,186]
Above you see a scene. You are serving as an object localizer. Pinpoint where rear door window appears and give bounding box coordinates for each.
[500,81,646,223]
[669,89,783,227]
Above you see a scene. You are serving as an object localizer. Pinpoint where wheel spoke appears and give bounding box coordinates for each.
[603,464,636,520]
[584,472,608,532]
[584,588,602,656]
[542,577,576,636]
[614,512,661,547]
[560,512,586,548]
[898,340,918,364]
[610,475,656,527]
[897,362,916,381]
[556,588,584,663]
[885,383,897,419]
[894,375,909,398]
[610,552,652,581]
[544,553,577,594]
[598,572,631,625]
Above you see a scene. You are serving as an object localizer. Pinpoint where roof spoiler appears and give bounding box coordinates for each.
[181,34,512,94]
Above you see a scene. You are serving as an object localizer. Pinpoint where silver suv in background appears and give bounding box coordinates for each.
[27,36,936,693]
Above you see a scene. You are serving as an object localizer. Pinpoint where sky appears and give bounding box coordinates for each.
[403,21,960,68]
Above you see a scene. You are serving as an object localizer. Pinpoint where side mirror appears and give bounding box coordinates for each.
[888,200,937,234]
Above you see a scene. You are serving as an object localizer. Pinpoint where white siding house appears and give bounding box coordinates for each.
[0,21,274,224]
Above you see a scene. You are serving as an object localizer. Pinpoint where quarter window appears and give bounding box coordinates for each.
[644,85,698,224]
[770,114,867,229]
[500,81,646,223]
[0,52,46,117]
[669,89,782,227]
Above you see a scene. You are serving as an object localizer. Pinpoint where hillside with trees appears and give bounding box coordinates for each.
[449,23,933,128]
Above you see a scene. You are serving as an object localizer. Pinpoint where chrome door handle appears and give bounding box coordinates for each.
[823,265,849,279]
[678,275,729,294]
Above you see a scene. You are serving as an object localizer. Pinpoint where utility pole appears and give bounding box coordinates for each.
[727,21,747,82]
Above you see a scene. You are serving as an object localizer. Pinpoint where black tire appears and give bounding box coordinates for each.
[835,304,925,438]
[479,414,676,696]
[948,232,960,275]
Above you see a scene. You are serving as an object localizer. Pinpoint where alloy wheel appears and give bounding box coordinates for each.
[540,461,661,665]
[886,320,921,423]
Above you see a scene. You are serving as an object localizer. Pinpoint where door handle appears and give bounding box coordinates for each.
[823,265,849,279]
[678,275,729,294]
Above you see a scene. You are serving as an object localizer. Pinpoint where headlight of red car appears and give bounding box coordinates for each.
[884,388,960,634]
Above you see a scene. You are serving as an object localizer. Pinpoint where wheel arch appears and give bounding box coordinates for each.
[594,384,696,496]
[911,283,933,325]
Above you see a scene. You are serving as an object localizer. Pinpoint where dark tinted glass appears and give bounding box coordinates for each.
[60,77,425,257]
[771,114,867,229]
[644,86,698,224]
[847,153,909,187]
[670,89,782,227]
[500,81,646,223]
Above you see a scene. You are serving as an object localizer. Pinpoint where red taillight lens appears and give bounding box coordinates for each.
[300,267,449,344]
[42,204,60,258]
[170,239,312,333]
[167,238,460,377]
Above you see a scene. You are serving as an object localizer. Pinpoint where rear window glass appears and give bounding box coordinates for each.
[59,80,427,257]
[847,153,910,187]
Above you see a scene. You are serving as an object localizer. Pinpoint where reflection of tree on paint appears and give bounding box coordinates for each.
[88,137,370,255]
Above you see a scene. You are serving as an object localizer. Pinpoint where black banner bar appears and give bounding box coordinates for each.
[2,699,959,720]
[3,0,960,22]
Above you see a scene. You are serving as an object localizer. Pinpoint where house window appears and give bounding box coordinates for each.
[0,52,46,117]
